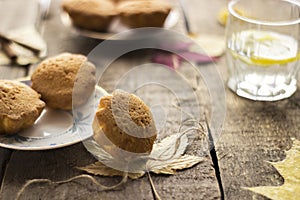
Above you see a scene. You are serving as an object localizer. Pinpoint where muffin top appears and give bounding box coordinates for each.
[62,0,118,16]
[0,80,45,120]
[31,53,87,96]
[117,0,172,14]
[94,90,157,154]
[31,53,96,110]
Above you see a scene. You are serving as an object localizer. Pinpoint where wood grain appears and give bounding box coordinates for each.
[3,0,298,199]
[0,144,154,200]
[176,0,300,199]
[0,0,221,199]
[180,1,300,199]
[0,56,221,200]
[214,56,300,200]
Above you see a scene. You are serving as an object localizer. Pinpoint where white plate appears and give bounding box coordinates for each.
[0,80,107,150]
[61,8,180,40]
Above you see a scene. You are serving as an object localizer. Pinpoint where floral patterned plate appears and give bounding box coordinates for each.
[0,79,107,150]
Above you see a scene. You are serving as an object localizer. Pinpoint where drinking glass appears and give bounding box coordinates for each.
[226,0,300,101]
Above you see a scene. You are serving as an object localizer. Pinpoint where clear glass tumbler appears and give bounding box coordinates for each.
[226,0,300,101]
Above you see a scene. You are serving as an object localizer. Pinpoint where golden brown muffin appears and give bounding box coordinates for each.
[62,0,118,31]
[31,53,96,110]
[117,0,172,28]
[93,90,157,159]
[0,80,45,135]
[109,0,135,3]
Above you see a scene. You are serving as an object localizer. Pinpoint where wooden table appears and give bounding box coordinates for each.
[0,0,299,199]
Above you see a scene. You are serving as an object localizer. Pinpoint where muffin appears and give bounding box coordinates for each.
[0,80,45,135]
[117,0,172,28]
[93,90,157,159]
[62,0,118,31]
[31,53,96,110]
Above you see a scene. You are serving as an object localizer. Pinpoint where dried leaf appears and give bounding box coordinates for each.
[84,138,148,174]
[78,162,145,180]
[189,34,225,57]
[150,155,203,175]
[84,139,114,162]
[245,138,300,200]
[147,133,202,173]
[150,133,189,161]
[151,53,180,69]
[79,133,203,179]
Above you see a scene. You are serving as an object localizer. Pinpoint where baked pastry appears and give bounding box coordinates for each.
[0,80,45,135]
[117,0,172,28]
[31,53,96,110]
[93,90,157,158]
[62,0,118,31]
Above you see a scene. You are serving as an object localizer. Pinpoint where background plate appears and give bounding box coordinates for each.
[61,8,180,40]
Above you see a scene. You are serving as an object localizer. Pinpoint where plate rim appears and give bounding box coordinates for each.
[0,135,83,151]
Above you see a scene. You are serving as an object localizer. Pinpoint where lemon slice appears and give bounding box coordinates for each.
[229,30,299,67]
[250,54,300,66]
[231,50,300,67]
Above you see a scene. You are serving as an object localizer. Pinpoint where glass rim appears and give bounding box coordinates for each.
[228,0,300,26]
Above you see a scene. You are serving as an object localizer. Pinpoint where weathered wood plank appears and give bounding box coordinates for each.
[97,54,221,199]
[179,0,300,199]
[215,56,300,199]
[0,0,221,199]
[184,0,225,36]
[0,56,221,199]
[149,156,221,200]
[0,148,12,185]
[0,144,153,200]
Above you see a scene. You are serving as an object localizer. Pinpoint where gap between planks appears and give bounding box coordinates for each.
[0,150,13,192]
[205,115,225,200]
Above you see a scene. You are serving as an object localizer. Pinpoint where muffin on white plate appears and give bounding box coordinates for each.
[62,0,118,31]
[117,0,172,28]
[31,53,96,110]
[0,80,45,135]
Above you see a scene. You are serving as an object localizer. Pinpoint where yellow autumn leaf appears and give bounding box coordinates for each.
[217,8,229,26]
[244,138,300,200]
